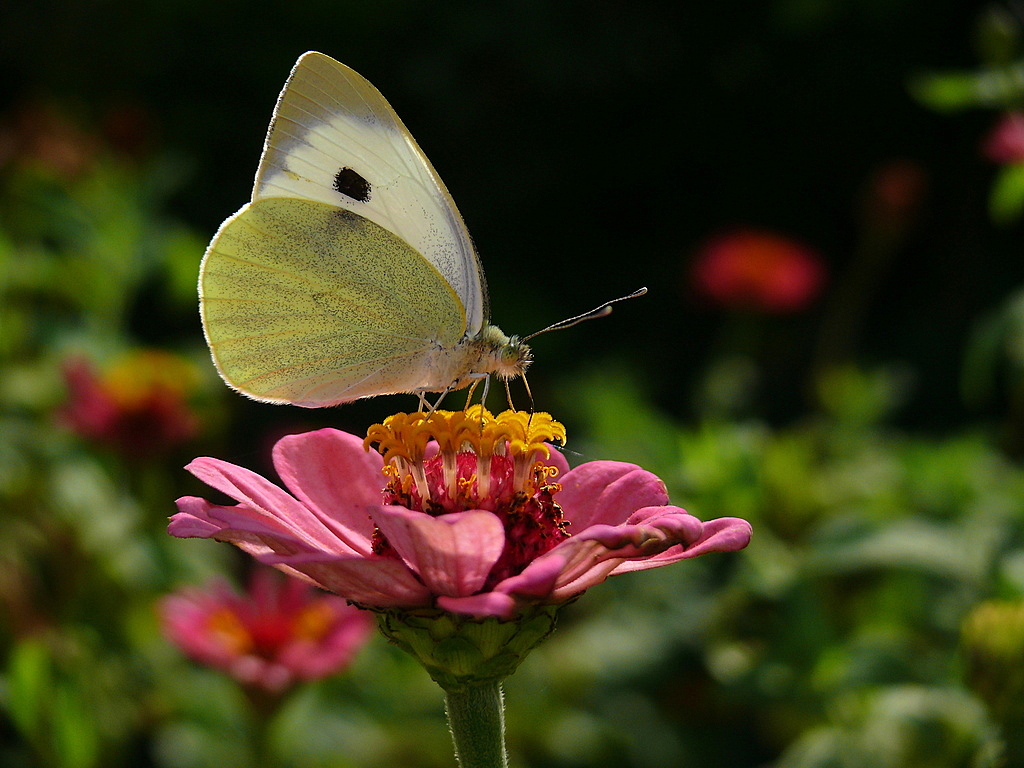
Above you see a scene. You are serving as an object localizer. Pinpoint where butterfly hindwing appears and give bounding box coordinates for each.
[200,197,467,406]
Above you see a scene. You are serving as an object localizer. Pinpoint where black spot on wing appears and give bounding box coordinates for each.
[334,167,371,202]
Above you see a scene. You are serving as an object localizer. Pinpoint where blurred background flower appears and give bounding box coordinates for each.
[161,569,374,695]
[691,230,825,314]
[982,112,1024,165]
[59,350,202,458]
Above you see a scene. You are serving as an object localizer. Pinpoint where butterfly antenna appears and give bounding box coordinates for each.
[522,287,648,342]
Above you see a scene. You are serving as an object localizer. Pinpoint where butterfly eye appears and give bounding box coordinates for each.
[502,342,523,364]
[501,338,532,373]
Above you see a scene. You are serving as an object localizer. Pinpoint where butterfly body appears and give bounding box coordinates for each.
[200,52,530,407]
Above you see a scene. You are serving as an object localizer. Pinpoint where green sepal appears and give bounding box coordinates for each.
[374,604,563,691]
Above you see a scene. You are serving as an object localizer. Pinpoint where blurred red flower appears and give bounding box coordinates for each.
[59,350,201,457]
[161,569,374,693]
[983,112,1024,164]
[692,230,825,313]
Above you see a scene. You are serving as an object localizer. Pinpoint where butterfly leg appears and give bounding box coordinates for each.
[462,378,482,409]
[503,373,534,415]
[415,385,460,414]
[478,373,492,410]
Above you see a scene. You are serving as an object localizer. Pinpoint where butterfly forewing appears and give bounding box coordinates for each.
[252,52,488,335]
[200,197,467,406]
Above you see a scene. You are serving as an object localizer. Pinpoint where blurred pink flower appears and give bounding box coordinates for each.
[169,408,751,621]
[692,230,825,313]
[161,569,374,693]
[983,112,1024,164]
[59,351,200,457]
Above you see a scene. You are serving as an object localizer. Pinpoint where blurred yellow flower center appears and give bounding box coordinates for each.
[294,602,337,642]
[102,350,200,408]
[206,607,253,655]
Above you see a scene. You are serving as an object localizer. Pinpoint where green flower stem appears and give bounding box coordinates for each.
[444,682,508,768]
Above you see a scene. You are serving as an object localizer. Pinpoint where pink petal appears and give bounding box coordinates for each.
[161,590,239,667]
[608,516,752,574]
[494,507,716,601]
[171,498,318,562]
[558,462,669,529]
[217,546,430,605]
[543,548,621,599]
[277,555,432,606]
[372,506,506,597]
[171,497,426,606]
[168,497,223,538]
[547,518,700,596]
[183,458,354,554]
[491,555,566,599]
[173,494,340,564]
[437,591,518,619]
[272,429,382,556]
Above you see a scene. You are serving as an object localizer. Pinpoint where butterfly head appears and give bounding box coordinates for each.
[477,325,533,381]
[497,334,533,381]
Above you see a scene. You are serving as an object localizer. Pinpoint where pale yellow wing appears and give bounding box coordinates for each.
[200,197,467,407]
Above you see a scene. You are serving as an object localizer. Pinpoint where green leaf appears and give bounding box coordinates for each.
[4,638,52,742]
[989,163,1024,224]
[909,62,1024,112]
[52,686,100,768]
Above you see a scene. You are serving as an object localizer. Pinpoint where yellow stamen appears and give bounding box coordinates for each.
[365,407,567,504]
[365,406,565,465]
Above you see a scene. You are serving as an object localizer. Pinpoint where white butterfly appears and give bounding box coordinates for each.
[199,51,531,407]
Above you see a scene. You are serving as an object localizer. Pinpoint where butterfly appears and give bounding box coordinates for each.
[198,50,533,408]
[200,51,643,408]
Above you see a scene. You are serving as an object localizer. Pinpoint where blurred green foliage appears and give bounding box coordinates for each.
[545,361,1024,767]
[911,5,1024,225]
[3,1,1024,766]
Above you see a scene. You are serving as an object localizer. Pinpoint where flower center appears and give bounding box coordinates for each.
[206,607,254,656]
[365,406,571,587]
[292,602,338,643]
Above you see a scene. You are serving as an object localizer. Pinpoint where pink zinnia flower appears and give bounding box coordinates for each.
[160,568,373,693]
[692,229,825,313]
[59,351,200,457]
[169,408,750,622]
[983,112,1024,164]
